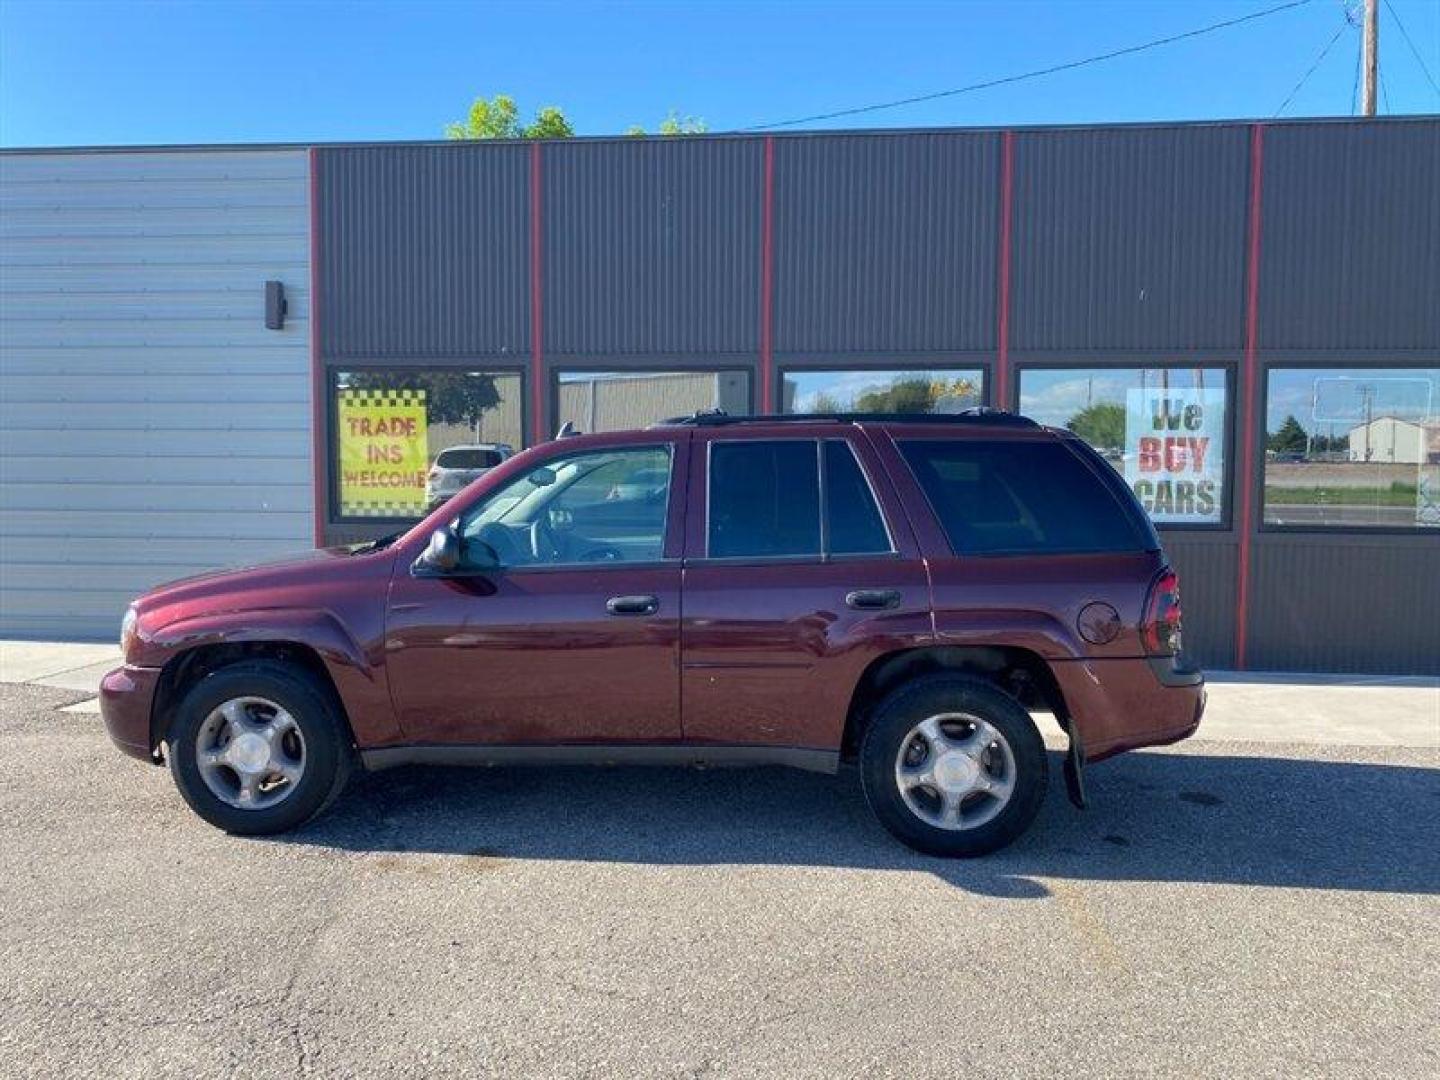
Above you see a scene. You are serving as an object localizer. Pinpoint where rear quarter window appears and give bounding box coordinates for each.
[899,438,1148,555]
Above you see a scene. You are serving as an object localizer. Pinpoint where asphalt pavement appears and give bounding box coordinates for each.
[1,681,1437,1078]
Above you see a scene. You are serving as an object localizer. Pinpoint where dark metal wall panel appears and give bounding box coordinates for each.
[1259,121,1440,351]
[1248,538,1440,675]
[773,132,999,355]
[1161,537,1238,670]
[542,138,762,358]
[317,144,530,359]
[1011,125,1250,352]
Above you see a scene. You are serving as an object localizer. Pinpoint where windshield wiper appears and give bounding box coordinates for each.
[351,530,402,554]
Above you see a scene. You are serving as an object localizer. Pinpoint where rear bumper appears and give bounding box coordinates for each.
[1050,658,1205,764]
[99,665,161,763]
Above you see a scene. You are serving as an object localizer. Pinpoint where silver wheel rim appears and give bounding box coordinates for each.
[194,696,306,811]
[894,712,1017,831]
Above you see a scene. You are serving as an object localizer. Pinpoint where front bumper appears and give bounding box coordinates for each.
[99,665,162,763]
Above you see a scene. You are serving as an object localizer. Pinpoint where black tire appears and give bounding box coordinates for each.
[859,675,1047,857]
[166,660,353,836]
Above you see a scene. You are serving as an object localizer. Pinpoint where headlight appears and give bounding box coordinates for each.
[120,606,138,656]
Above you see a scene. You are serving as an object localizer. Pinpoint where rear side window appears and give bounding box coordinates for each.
[824,441,892,555]
[707,439,896,559]
[899,439,1146,555]
[709,441,821,557]
[436,447,503,469]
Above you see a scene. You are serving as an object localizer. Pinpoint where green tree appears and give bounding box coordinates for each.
[1065,402,1126,449]
[626,110,709,137]
[854,376,978,414]
[446,94,574,140]
[1267,414,1309,453]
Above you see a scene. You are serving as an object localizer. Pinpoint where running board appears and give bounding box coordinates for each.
[360,744,840,775]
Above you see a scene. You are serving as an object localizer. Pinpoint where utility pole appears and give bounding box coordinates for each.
[1362,0,1379,116]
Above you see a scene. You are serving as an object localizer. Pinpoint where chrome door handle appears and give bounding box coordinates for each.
[845,589,901,610]
[606,594,659,616]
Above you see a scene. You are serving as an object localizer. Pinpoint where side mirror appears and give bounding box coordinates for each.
[423,527,461,572]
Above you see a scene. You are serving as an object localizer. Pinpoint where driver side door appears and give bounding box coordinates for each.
[384,432,689,746]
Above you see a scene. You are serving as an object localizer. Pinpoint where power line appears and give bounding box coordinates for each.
[1383,0,1440,99]
[1275,21,1350,115]
[737,0,1315,132]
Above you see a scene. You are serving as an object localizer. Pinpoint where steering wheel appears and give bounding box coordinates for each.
[529,515,562,562]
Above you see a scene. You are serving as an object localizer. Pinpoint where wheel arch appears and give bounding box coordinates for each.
[841,645,1070,763]
[148,640,358,757]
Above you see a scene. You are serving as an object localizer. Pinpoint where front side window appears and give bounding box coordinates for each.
[1264,367,1439,530]
[900,439,1148,556]
[459,446,673,567]
[332,369,523,520]
[783,368,983,414]
[1018,367,1229,527]
[557,370,751,432]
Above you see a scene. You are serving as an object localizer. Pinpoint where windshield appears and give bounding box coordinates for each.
[436,447,504,470]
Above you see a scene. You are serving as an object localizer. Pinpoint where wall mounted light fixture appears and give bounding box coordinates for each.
[265,280,287,330]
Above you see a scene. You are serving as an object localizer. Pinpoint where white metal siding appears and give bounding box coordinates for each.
[0,150,314,639]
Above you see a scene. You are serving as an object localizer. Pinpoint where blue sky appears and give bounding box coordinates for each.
[2,1,1437,147]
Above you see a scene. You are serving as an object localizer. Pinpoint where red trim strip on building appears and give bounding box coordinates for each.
[307,147,326,548]
[760,136,775,413]
[995,130,1015,409]
[529,142,545,444]
[1236,123,1266,669]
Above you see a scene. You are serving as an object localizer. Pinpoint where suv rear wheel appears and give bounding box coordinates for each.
[166,660,352,835]
[860,675,1047,857]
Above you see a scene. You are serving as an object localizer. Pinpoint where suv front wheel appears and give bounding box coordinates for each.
[166,660,353,835]
[860,675,1048,857]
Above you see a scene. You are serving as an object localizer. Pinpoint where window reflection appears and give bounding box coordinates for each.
[557,370,750,432]
[1019,367,1229,526]
[781,369,982,415]
[1263,368,1439,529]
[333,369,523,519]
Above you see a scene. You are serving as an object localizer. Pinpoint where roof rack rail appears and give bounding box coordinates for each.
[655,407,1038,428]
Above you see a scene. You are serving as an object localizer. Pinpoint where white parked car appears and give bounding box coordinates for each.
[426,444,513,509]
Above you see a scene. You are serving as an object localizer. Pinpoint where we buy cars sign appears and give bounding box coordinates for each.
[1124,388,1225,524]
[337,388,429,517]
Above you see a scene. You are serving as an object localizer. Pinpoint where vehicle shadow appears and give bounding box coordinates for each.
[288,749,1440,898]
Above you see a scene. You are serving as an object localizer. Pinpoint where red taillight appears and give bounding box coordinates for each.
[1142,568,1183,656]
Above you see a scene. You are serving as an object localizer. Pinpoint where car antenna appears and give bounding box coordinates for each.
[555,420,582,439]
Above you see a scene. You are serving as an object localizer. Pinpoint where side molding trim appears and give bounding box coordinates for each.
[360,744,840,775]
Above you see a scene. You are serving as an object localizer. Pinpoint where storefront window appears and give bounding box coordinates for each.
[1019,367,1229,526]
[1264,367,1439,529]
[781,368,983,415]
[332,369,523,519]
[557,370,751,432]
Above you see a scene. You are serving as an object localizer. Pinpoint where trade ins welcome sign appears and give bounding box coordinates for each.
[337,388,429,517]
[1123,388,1225,524]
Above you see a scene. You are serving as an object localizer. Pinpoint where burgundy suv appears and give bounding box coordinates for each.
[101,412,1203,856]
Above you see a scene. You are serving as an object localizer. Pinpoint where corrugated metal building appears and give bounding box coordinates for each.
[1,117,1437,674]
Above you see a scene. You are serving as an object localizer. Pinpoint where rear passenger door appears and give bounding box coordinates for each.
[679,429,933,751]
